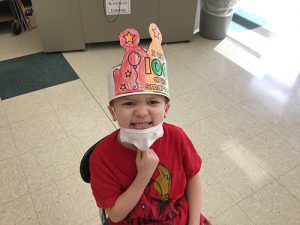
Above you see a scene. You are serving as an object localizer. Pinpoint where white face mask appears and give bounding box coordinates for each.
[119,122,164,151]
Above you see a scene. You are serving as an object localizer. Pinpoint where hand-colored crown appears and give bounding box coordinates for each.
[108,23,169,102]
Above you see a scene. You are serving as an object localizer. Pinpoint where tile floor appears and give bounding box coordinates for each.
[1,2,300,224]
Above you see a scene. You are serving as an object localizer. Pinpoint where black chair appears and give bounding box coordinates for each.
[79,138,109,225]
[79,139,103,183]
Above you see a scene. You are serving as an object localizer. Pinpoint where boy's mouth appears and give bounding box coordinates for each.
[130,122,152,129]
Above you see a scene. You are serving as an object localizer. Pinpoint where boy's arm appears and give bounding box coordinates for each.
[186,172,202,225]
[105,149,159,223]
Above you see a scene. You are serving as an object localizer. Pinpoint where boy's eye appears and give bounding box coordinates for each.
[149,100,159,105]
[123,102,134,106]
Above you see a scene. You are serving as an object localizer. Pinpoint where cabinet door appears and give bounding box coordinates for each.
[32,0,85,52]
[158,0,198,42]
[79,0,159,43]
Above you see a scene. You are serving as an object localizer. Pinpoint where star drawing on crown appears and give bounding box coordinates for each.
[123,32,135,44]
[125,70,131,77]
[120,83,127,91]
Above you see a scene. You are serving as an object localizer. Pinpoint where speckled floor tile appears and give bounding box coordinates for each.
[63,48,122,117]
[212,205,255,225]
[165,94,204,127]
[10,112,66,154]
[240,93,290,127]
[56,100,115,155]
[207,105,269,144]
[277,165,300,201]
[0,194,39,225]
[241,127,300,178]
[204,146,274,202]
[45,80,95,114]
[238,181,300,225]
[168,67,209,98]
[0,32,23,61]
[183,119,236,160]
[274,117,300,150]
[2,90,53,124]
[184,84,236,119]
[200,168,235,219]
[282,103,300,126]
[31,174,98,225]
[0,125,17,161]
[211,70,259,104]
[20,139,80,192]
[187,51,252,85]
[68,68,110,113]
[0,99,9,128]
[0,157,28,205]
[79,216,101,225]
[16,28,43,55]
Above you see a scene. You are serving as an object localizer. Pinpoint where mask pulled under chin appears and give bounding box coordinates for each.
[119,122,164,151]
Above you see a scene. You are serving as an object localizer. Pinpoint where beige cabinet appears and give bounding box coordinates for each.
[79,0,159,43]
[32,0,198,52]
[32,0,85,52]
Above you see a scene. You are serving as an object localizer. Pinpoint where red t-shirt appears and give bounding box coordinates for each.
[90,123,202,225]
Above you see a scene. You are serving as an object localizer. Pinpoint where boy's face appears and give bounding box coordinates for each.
[108,94,170,129]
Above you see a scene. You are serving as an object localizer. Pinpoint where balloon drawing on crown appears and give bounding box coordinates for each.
[110,23,169,101]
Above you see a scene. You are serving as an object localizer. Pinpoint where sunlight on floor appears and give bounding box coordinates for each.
[213,0,300,106]
[225,146,270,182]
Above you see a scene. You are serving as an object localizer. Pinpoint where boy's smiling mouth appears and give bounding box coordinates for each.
[130,122,152,129]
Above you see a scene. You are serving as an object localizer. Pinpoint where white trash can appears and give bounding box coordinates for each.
[199,0,238,40]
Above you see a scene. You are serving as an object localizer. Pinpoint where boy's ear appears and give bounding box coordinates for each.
[107,106,117,121]
[164,102,171,118]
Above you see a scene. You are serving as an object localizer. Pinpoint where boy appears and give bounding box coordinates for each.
[90,24,211,225]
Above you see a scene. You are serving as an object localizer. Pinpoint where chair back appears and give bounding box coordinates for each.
[79,138,104,183]
[79,138,109,224]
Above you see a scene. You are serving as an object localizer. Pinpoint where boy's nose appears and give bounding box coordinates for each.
[134,105,149,117]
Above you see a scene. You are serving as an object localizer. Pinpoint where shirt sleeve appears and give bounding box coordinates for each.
[180,129,202,178]
[90,145,122,209]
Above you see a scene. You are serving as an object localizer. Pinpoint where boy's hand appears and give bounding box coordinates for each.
[136,149,159,180]
[105,149,159,222]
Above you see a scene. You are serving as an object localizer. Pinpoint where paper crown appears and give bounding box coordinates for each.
[108,23,169,102]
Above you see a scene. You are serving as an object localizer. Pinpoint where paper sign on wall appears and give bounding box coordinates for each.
[105,0,131,15]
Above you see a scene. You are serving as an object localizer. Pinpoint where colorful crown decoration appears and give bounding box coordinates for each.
[108,23,169,102]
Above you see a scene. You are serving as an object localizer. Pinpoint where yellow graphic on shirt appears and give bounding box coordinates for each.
[154,164,171,201]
